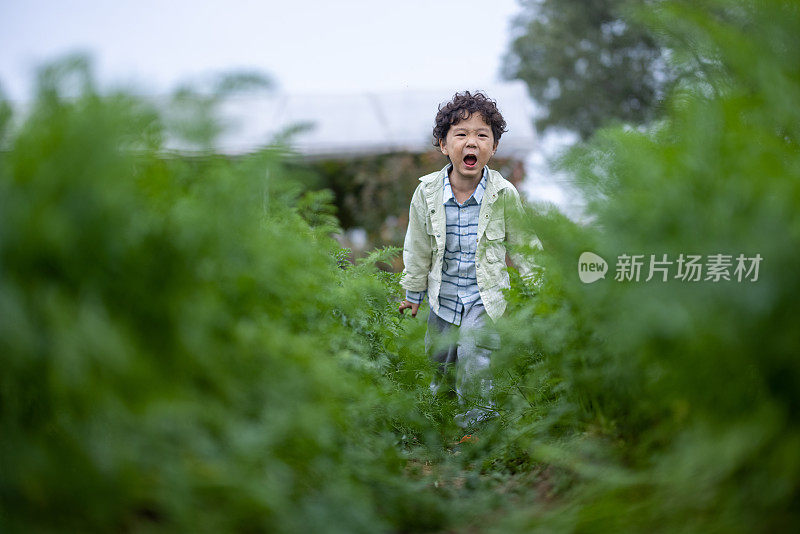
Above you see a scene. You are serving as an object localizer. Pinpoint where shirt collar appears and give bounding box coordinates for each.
[442,166,488,206]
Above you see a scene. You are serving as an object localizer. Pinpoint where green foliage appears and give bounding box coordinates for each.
[166,70,273,151]
[0,56,449,533]
[492,0,800,531]
[503,0,676,139]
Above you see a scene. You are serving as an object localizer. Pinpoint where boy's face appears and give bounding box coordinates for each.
[439,112,497,182]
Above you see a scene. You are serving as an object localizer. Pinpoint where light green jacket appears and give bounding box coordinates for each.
[400,165,533,322]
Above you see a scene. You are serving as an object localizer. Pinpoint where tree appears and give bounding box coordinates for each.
[503,0,674,140]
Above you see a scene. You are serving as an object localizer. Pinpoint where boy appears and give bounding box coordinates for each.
[398,91,533,429]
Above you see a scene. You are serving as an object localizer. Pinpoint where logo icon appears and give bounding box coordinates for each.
[578,251,608,283]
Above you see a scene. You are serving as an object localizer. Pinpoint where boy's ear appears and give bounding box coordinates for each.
[439,138,448,156]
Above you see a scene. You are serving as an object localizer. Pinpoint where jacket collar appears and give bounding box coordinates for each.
[420,165,511,244]
[442,166,487,206]
[421,164,510,204]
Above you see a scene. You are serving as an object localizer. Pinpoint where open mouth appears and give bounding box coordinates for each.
[463,154,478,168]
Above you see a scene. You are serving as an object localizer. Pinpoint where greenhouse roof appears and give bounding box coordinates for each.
[215,82,538,159]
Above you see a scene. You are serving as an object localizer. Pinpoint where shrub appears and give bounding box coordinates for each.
[0,57,446,533]
[494,1,800,531]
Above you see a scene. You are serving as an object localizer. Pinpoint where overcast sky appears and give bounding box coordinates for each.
[0,0,522,100]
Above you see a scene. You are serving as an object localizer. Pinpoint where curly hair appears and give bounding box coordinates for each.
[432,91,507,147]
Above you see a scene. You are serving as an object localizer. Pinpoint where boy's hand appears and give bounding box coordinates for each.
[398,300,420,317]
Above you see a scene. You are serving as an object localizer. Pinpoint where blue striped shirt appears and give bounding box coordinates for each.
[406,167,487,326]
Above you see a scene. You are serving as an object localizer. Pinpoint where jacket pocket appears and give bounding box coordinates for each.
[425,210,438,235]
[425,214,439,252]
[485,216,505,241]
[484,217,506,264]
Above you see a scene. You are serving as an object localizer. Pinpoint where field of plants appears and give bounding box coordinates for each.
[1,1,799,532]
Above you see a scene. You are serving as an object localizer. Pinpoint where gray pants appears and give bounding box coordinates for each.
[425,300,500,427]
